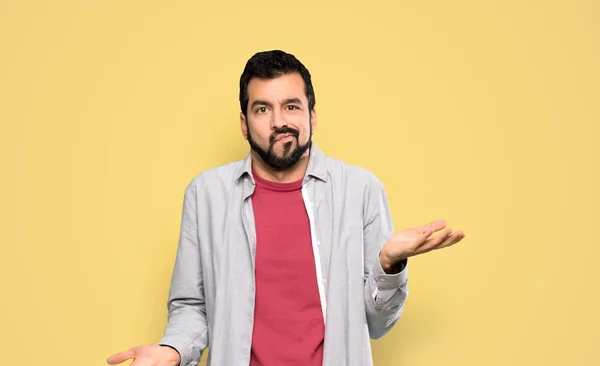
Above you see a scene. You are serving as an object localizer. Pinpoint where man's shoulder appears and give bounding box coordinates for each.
[186,157,247,190]
[322,154,385,190]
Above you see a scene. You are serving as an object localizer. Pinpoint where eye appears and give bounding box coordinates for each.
[256,107,267,113]
[286,105,299,110]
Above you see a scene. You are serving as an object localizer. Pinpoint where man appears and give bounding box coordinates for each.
[107,50,465,366]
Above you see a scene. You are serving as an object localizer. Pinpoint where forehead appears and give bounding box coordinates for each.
[247,72,307,104]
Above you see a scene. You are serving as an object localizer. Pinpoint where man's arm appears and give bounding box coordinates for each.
[159,183,208,366]
[362,174,409,339]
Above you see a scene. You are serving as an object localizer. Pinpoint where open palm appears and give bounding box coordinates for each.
[106,344,180,366]
[380,220,466,267]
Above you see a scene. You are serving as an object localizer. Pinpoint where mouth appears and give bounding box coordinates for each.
[276,133,295,141]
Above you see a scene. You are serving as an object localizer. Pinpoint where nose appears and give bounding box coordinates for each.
[270,108,287,130]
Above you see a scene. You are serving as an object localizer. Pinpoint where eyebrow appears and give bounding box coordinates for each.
[282,98,303,105]
[250,98,304,109]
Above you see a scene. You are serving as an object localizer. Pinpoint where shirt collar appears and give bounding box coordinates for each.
[236,142,328,184]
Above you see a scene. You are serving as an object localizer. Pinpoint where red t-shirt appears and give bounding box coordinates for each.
[249,169,325,366]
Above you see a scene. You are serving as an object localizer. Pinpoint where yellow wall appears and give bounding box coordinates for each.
[1,1,598,365]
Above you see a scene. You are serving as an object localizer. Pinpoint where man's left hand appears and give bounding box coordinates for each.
[379,220,466,271]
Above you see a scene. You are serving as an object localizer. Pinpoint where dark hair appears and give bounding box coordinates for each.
[239,50,316,117]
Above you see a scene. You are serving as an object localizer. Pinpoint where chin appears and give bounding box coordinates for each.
[276,141,294,150]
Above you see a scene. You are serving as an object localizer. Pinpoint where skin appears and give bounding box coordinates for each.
[106,346,179,366]
[106,72,465,366]
[240,72,317,183]
[379,220,465,272]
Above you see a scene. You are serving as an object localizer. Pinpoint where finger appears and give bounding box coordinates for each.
[107,350,135,365]
[418,226,436,243]
[420,228,453,250]
[436,231,466,250]
[421,220,446,234]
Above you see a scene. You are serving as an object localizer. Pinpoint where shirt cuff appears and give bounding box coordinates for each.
[157,338,186,366]
[372,256,408,290]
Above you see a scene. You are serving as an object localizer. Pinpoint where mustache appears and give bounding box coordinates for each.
[269,127,299,144]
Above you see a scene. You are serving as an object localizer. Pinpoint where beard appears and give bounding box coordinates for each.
[246,121,312,171]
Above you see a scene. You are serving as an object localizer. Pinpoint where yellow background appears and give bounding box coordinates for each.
[1,0,598,365]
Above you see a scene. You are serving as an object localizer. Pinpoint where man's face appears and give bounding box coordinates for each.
[241,72,317,171]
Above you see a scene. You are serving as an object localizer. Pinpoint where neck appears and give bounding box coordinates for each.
[250,149,311,183]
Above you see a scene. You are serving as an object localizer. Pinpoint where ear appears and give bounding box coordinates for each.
[310,109,318,133]
[240,112,248,140]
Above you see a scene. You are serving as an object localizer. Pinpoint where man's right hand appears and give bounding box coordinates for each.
[107,344,181,366]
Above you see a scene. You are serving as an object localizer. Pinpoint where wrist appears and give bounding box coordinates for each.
[159,345,181,363]
[379,249,405,273]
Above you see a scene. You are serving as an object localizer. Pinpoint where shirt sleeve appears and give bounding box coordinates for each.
[362,173,409,339]
[158,183,209,365]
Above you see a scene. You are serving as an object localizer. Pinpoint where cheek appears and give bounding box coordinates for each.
[300,122,312,138]
[249,127,271,144]
[288,115,311,132]
[247,118,269,138]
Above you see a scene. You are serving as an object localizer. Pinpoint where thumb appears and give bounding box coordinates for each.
[107,349,136,365]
